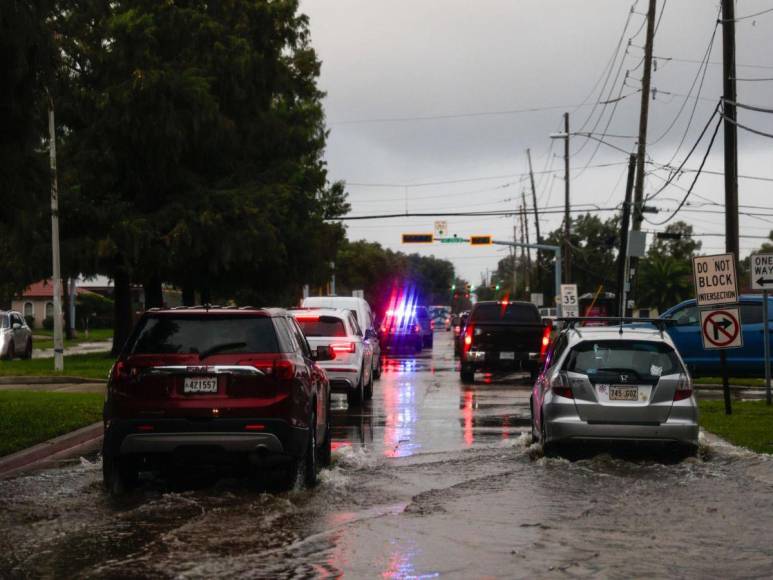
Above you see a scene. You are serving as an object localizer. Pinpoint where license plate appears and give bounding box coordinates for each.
[184,377,218,394]
[609,386,638,401]
[500,352,515,360]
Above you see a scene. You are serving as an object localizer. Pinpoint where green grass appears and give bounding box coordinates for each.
[33,328,113,350]
[0,390,104,457]
[0,352,114,380]
[694,377,766,387]
[699,400,773,454]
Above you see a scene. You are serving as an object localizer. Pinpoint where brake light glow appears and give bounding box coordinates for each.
[463,324,474,352]
[331,342,356,353]
[540,323,552,358]
[136,424,155,432]
[244,424,266,431]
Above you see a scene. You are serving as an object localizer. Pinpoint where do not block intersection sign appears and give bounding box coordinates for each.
[699,307,743,350]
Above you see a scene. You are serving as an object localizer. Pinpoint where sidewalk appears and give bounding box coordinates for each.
[32,340,112,359]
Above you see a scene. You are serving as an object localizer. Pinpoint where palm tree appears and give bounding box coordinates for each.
[637,255,692,311]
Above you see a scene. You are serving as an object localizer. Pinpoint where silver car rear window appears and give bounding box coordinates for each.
[564,340,682,381]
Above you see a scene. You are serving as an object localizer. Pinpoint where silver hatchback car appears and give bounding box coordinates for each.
[531,320,699,455]
[0,311,33,359]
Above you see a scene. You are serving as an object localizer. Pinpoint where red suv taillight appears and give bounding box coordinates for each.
[550,373,574,399]
[273,358,295,380]
[108,360,133,396]
[674,375,693,401]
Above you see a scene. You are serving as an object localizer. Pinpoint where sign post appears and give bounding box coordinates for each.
[693,253,739,414]
[560,284,579,318]
[750,253,773,405]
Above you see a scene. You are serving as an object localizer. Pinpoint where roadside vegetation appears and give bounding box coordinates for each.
[699,400,773,454]
[0,391,104,457]
[0,352,114,381]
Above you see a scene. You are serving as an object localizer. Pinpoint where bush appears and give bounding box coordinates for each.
[43,316,54,330]
[76,291,114,330]
[24,315,35,328]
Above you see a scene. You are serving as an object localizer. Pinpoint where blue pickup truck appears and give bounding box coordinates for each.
[660,294,773,377]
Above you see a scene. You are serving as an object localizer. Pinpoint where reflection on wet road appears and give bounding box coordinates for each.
[2,332,773,578]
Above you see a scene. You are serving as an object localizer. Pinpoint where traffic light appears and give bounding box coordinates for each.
[495,283,501,291]
[469,235,492,246]
[402,233,434,244]
[451,283,456,291]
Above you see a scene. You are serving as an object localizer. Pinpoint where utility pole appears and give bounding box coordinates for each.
[562,112,571,284]
[616,154,638,317]
[722,0,739,262]
[632,0,657,232]
[519,204,529,294]
[520,189,533,273]
[48,95,64,372]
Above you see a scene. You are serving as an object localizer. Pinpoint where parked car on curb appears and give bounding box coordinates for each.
[102,306,332,495]
[301,295,382,379]
[0,311,33,360]
[290,308,373,405]
[659,295,773,377]
[531,319,699,457]
[459,301,551,383]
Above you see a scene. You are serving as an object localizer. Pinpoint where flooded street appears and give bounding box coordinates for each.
[2,332,773,578]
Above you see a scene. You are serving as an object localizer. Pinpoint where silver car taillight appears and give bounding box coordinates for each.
[673,374,693,401]
[550,372,574,399]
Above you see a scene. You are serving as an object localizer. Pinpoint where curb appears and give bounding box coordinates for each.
[0,376,101,385]
[0,421,103,479]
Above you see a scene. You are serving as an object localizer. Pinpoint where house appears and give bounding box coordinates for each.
[11,280,88,329]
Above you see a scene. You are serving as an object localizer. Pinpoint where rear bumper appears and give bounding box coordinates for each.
[544,399,699,446]
[462,350,541,373]
[321,367,361,391]
[103,418,308,462]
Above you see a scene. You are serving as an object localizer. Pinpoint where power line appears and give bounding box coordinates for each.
[652,56,773,70]
[720,111,773,139]
[646,114,723,225]
[723,6,773,22]
[334,206,627,221]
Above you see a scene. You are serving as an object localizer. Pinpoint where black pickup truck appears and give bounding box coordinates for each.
[459,301,551,384]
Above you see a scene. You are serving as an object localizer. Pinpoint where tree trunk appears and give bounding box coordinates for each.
[112,266,133,356]
[182,283,195,306]
[144,275,163,309]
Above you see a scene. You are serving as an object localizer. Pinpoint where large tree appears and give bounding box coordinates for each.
[57,0,347,352]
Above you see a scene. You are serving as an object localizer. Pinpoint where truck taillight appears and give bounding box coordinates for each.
[550,373,574,399]
[673,375,693,401]
[539,323,552,358]
[463,324,474,351]
[331,342,356,353]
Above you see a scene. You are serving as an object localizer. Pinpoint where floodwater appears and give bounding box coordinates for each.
[2,333,772,578]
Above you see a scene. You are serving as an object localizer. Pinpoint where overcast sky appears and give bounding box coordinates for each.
[301,0,773,285]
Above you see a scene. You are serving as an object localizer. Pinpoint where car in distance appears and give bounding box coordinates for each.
[291,308,373,405]
[102,306,332,494]
[415,305,433,348]
[460,301,551,383]
[0,311,33,359]
[531,319,698,456]
[301,295,382,379]
[379,307,424,353]
[660,295,773,377]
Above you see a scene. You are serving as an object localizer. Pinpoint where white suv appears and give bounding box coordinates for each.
[301,296,382,378]
[291,308,374,405]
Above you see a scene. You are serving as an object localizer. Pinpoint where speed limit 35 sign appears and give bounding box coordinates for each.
[560,284,579,318]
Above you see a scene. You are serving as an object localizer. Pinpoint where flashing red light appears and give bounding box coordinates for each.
[331,342,356,353]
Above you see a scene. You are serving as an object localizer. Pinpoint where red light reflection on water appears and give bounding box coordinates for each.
[463,390,474,447]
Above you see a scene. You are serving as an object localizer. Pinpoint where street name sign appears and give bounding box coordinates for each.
[438,236,467,244]
[700,307,743,350]
[750,253,773,290]
[692,253,738,306]
[560,284,579,318]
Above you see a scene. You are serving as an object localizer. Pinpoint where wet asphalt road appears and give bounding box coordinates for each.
[2,332,773,579]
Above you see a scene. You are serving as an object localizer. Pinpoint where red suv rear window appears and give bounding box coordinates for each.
[129,315,279,355]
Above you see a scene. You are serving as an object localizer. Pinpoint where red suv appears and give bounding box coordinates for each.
[102,307,332,494]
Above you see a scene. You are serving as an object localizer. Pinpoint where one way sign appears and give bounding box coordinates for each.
[750,253,773,290]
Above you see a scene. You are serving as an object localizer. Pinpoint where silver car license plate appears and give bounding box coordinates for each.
[184,377,218,394]
[500,351,515,360]
[609,386,638,401]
